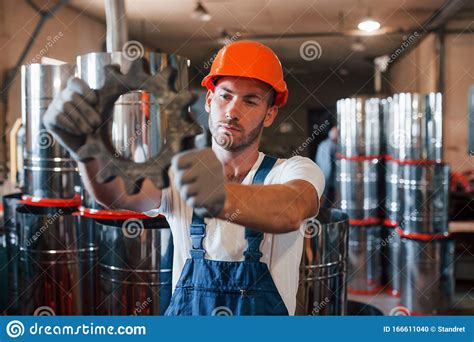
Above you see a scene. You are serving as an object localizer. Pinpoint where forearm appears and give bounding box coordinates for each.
[78,160,161,212]
[217,180,319,234]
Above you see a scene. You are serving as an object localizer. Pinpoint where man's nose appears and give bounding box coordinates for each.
[225,97,244,120]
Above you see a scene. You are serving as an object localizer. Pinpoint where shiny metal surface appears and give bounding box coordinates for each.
[347,225,382,293]
[105,0,128,52]
[21,64,78,199]
[296,209,349,316]
[400,163,450,234]
[96,217,173,315]
[384,160,401,223]
[336,97,382,157]
[3,193,22,314]
[382,226,401,296]
[336,158,380,219]
[16,205,97,315]
[76,52,189,203]
[400,237,455,315]
[391,93,443,161]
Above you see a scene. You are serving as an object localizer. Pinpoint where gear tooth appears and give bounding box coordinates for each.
[122,177,139,195]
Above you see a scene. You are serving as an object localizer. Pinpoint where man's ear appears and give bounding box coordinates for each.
[263,106,278,128]
[205,90,213,113]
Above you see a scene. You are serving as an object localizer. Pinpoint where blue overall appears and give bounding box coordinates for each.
[164,155,289,316]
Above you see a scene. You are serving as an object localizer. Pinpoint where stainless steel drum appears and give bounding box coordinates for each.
[76,52,190,164]
[392,92,443,161]
[382,226,401,297]
[400,236,455,315]
[347,225,383,294]
[296,209,349,316]
[336,158,380,219]
[21,64,79,199]
[95,217,173,315]
[3,193,23,314]
[400,163,450,234]
[0,202,6,313]
[384,160,401,224]
[336,97,382,157]
[16,204,97,315]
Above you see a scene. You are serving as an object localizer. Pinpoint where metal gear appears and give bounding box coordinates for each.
[76,58,202,195]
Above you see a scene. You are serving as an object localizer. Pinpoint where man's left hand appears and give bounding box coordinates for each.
[171,148,226,217]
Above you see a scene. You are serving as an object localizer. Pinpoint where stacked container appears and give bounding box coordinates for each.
[384,92,454,315]
[336,97,384,295]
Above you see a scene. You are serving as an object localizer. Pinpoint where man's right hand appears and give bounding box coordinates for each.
[43,77,102,160]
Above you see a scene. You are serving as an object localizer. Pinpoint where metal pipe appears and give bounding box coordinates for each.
[105,0,128,53]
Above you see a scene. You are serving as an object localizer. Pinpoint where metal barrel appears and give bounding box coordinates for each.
[0,200,5,313]
[400,236,455,315]
[381,226,401,297]
[384,159,401,224]
[399,163,450,234]
[336,158,380,219]
[296,209,349,316]
[2,193,23,314]
[16,204,97,315]
[336,97,382,157]
[347,225,383,294]
[392,92,443,161]
[21,64,79,199]
[76,52,189,164]
[95,217,173,315]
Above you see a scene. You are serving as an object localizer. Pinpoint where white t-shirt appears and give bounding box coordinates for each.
[152,151,325,315]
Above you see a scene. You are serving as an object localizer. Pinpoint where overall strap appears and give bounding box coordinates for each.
[189,211,206,259]
[243,155,278,262]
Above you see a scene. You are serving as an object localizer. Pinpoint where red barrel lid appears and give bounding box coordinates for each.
[73,206,164,220]
[383,218,399,228]
[349,217,382,226]
[20,194,82,207]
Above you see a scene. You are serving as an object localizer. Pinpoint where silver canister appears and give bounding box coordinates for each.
[21,64,79,199]
[400,236,455,315]
[384,159,402,224]
[400,163,450,235]
[337,97,382,157]
[95,217,173,315]
[16,204,98,315]
[296,209,349,316]
[382,226,401,297]
[392,92,443,161]
[336,158,380,220]
[347,225,383,294]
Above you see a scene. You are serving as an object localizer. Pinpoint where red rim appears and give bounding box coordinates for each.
[384,287,401,298]
[347,285,384,295]
[336,152,381,161]
[20,194,82,207]
[73,207,163,220]
[396,227,451,240]
[383,218,399,227]
[349,217,382,226]
[385,155,443,165]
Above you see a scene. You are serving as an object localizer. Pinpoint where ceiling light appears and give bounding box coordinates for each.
[357,18,380,32]
[192,1,211,22]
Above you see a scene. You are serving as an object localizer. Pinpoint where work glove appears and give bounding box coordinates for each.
[43,77,101,160]
[171,148,226,218]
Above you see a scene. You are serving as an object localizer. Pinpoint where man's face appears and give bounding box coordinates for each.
[205,77,278,152]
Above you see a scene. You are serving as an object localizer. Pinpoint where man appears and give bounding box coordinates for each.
[43,41,325,315]
[315,126,337,207]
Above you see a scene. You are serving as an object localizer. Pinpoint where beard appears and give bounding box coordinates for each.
[209,115,265,152]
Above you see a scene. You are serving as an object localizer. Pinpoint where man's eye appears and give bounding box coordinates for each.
[220,94,232,100]
[245,100,257,106]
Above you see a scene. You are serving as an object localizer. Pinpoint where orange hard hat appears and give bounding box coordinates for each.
[201,40,288,107]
